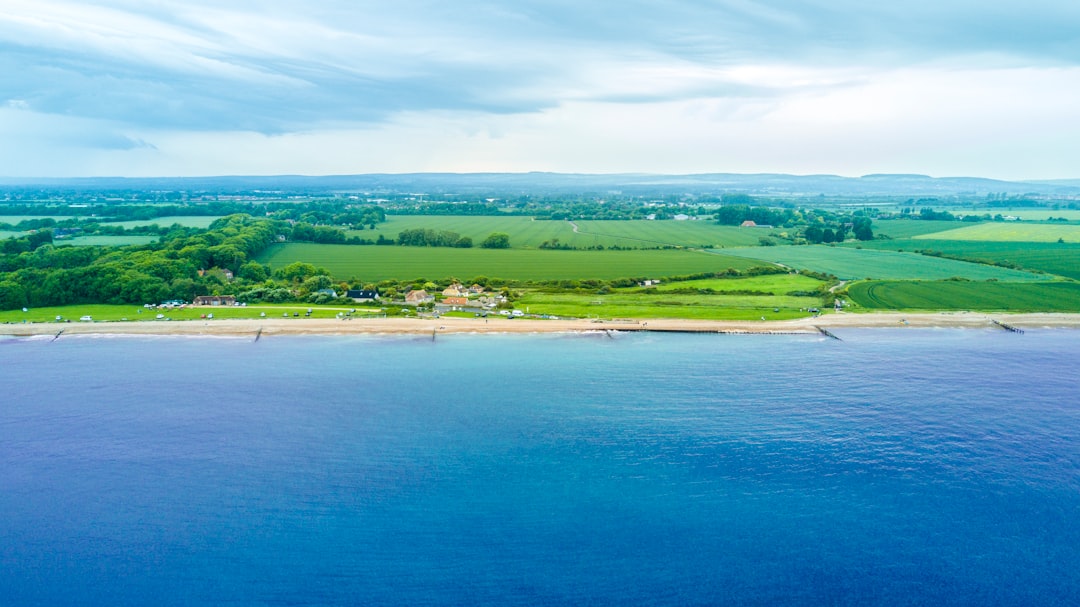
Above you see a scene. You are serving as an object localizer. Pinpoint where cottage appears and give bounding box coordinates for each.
[443,296,469,306]
[346,289,379,302]
[193,295,236,306]
[405,289,434,304]
[442,283,466,297]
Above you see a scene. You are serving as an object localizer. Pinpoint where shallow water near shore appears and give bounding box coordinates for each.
[2,329,1079,605]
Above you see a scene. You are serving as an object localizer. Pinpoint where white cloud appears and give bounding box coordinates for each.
[2,1,1080,177]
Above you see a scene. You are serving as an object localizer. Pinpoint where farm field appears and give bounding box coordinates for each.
[646,273,825,294]
[57,235,160,246]
[514,291,817,321]
[257,243,767,281]
[847,281,1080,312]
[872,219,970,239]
[0,215,75,223]
[349,216,764,249]
[717,245,1047,281]
[102,216,224,229]
[912,222,1080,242]
[848,239,1080,280]
[0,230,25,239]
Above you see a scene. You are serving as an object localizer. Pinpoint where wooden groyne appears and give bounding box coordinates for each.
[254,327,263,342]
[814,326,843,341]
[991,319,1024,334]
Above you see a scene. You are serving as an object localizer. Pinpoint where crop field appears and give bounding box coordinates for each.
[912,222,1080,243]
[102,216,224,229]
[717,245,1048,281]
[257,243,767,281]
[986,209,1080,221]
[847,280,1080,312]
[0,215,74,224]
[58,235,160,247]
[514,291,818,321]
[349,216,763,249]
[848,239,1080,280]
[872,220,969,239]
[572,220,764,248]
[646,273,825,294]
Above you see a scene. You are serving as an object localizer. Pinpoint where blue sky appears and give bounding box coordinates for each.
[2,1,1079,178]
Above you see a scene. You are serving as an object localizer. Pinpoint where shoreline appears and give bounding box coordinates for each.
[4,312,1080,338]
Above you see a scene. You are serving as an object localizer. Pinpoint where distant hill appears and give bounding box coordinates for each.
[2,172,1079,198]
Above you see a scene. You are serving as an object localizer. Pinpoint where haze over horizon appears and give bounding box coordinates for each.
[2,1,1079,180]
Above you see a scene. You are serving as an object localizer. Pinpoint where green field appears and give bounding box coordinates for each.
[257,243,767,281]
[872,219,970,239]
[0,230,26,239]
[102,216,224,229]
[0,303,383,325]
[717,245,1047,281]
[847,280,1080,312]
[58,235,160,247]
[847,239,1080,280]
[0,215,74,223]
[515,291,818,321]
[912,222,1080,242]
[349,216,764,249]
[648,273,825,294]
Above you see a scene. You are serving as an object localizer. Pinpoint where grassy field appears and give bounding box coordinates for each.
[1,230,25,239]
[847,239,1080,280]
[572,220,764,248]
[102,216,224,229]
[0,215,74,224]
[847,280,1080,312]
[348,216,765,249]
[872,219,971,239]
[911,222,1080,242]
[257,243,767,281]
[717,245,1047,281]
[57,235,160,247]
[647,273,825,294]
[515,291,818,321]
[0,303,384,325]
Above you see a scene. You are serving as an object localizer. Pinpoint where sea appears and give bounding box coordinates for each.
[1,328,1078,606]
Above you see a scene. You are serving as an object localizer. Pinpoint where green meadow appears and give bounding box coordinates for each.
[912,222,1080,243]
[0,303,383,325]
[847,281,1080,312]
[849,239,1080,280]
[101,216,224,229]
[647,273,825,294]
[716,245,1047,281]
[349,216,765,249]
[58,235,160,246]
[514,291,817,321]
[257,243,765,281]
[872,219,969,239]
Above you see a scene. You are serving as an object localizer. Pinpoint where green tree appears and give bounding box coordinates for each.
[480,232,510,249]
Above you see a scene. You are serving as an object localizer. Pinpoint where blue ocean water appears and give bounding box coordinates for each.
[1,329,1078,606]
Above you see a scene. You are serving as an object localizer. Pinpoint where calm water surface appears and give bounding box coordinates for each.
[1,329,1078,605]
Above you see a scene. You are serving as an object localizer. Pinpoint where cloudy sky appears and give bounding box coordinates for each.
[2,1,1079,179]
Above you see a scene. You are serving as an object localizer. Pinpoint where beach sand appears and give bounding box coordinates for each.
[3,312,1080,338]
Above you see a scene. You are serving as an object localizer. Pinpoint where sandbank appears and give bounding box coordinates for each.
[3,312,1080,338]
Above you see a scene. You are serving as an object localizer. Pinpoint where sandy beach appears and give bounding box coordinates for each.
[3,312,1080,338]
